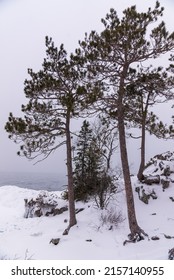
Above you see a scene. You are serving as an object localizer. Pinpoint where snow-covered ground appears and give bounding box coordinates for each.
[1,153,174,260]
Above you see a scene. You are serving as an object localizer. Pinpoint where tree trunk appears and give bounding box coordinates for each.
[65,112,77,232]
[137,119,146,181]
[117,75,146,240]
[118,112,141,236]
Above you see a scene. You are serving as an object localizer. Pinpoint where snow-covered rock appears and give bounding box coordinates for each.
[140,151,174,191]
[24,191,68,218]
[144,151,174,178]
[135,152,174,204]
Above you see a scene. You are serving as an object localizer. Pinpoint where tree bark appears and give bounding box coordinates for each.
[65,112,77,230]
[137,94,150,182]
[118,111,141,236]
[137,118,146,181]
[118,71,146,239]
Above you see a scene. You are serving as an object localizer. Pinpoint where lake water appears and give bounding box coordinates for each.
[0,171,67,191]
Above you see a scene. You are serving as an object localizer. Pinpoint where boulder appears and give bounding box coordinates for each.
[135,186,157,204]
[159,161,164,171]
[24,191,67,218]
[143,152,174,179]
[168,248,174,260]
[162,165,171,177]
[50,238,60,245]
[151,236,160,241]
[45,206,68,216]
[154,151,174,161]
[161,178,170,191]
[140,189,150,204]
[143,175,160,185]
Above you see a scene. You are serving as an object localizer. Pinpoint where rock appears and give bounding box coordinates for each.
[135,186,157,204]
[135,186,140,194]
[24,191,67,218]
[50,238,60,245]
[149,190,158,199]
[75,208,85,214]
[161,179,170,191]
[34,208,42,217]
[164,234,174,239]
[163,165,171,177]
[45,206,68,216]
[154,151,174,161]
[140,189,149,204]
[143,152,174,180]
[168,248,174,260]
[151,236,160,241]
[135,186,149,204]
[159,161,164,171]
[143,175,160,185]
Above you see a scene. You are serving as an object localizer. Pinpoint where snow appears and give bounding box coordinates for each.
[1,156,174,260]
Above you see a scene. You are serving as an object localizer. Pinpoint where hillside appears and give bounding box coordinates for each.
[0,151,174,260]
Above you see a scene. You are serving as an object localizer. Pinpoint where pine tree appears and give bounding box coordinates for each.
[73,118,118,208]
[77,1,174,240]
[73,120,102,201]
[125,66,174,181]
[5,37,91,234]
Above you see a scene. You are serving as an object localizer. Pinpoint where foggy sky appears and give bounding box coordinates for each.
[0,0,174,175]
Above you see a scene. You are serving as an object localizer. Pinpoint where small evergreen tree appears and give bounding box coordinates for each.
[73,120,102,201]
[73,119,118,208]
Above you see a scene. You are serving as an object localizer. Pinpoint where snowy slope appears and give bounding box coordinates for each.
[0,153,174,260]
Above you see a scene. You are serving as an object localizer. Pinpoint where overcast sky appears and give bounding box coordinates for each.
[0,0,174,175]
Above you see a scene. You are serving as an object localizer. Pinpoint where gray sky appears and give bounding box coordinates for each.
[0,0,174,175]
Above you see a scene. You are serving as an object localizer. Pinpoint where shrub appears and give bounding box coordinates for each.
[100,207,124,229]
[94,171,118,209]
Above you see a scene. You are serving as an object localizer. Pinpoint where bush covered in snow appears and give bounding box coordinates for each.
[100,207,125,230]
